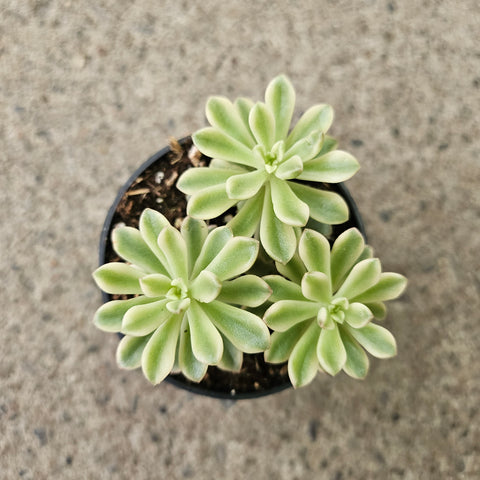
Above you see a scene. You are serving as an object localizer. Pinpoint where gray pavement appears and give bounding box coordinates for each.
[1,1,479,478]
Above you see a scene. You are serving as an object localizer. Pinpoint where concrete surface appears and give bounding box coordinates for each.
[1,1,479,478]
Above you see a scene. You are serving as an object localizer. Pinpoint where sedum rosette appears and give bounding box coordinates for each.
[263,227,407,388]
[92,208,271,385]
[177,75,360,263]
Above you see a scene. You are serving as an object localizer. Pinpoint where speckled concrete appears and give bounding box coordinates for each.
[1,1,479,478]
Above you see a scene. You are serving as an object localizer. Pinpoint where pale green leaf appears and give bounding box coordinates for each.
[157,226,188,281]
[138,208,170,271]
[339,328,369,379]
[284,130,324,162]
[187,184,238,220]
[301,271,331,303]
[335,258,381,300]
[270,176,309,227]
[93,263,144,294]
[317,323,347,376]
[317,135,338,156]
[289,182,349,225]
[94,296,157,332]
[265,74,296,142]
[217,332,243,372]
[298,150,359,183]
[181,217,208,275]
[206,236,258,281]
[141,314,182,384]
[193,127,261,169]
[217,275,272,307]
[344,303,373,329]
[264,300,319,332]
[347,323,397,358]
[176,167,239,195]
[298,228,331,277]
[192,226,233,277]
[288,320,321,388]
[330,228,365,292]
[178,316,208,382]
[275,155,303,180]
[112,226,166,274]
[263,275,304,302]
[187,301,223,364]
[206,96,255,147]
[116,333,153,370]
[121,298,172,336]
[190,270,221,303]
[260,184,297,263]
[204,301,270,353]
[226,169,267,200]
[209,158,248,171]
[140,273,172,297]
[264,320,310,363]
[286,104,334,148]
[365,302,387,320]
[234,97,255,133]
[166,297,190,314]
[227,190,263,237]
[351,273,408,303]
[275,253,307,284]
[249,102,275,149]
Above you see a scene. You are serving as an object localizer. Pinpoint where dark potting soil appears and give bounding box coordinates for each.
[102,137,364,398]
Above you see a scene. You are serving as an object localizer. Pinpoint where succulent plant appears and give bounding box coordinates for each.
[177,74,360,263]
[92,208,271,385]
[262,227,407,388]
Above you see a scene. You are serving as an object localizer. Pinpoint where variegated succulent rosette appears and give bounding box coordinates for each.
[263,227,407,388]
[92,209,271,385]
[177,75,360,263]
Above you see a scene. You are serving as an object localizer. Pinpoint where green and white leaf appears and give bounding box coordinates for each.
[249,102,275,150]
[189,270,221,303]
[365,302,387,320]
[298,228,331,277]
[339,328,369,379]
[140,273,172,297]
[263,275,304,302]
[298,150,359,183]
[187,184,238,220]
[121,298,172,337]
[344,303,373,329]
[217,275,272,307]
[301,271,331,303]
[226,169,267,200]
[351,273,408,303]
[284,130,324,163]
[275,155,303,180]
[176,167,240,195]
[317,323,347,376]
[265,74,295,142]
[270,176,309,227]
[192,226,233,277]
[116,333,153,370]
[157,226,188,281]
[335,258,381,300]
[275,253,307,284]
[217,333,243,372]
[138,208,170,270]
[264,300,319,332]
[178,318,208,382]
[227,190,263,237]
[92,263,144,295]
[181,217,208,275]
[265,320,310,364]
[346,323,397,358]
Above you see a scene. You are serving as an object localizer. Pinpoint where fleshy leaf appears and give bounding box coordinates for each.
[204,301,270,353]
[205,237,259,281]
[193,127,261,169]
[157,226,188,281]
[347,323,397,358]
[289,182,349,225]
[121,298,172,336]
[330,228,365,292]
[178,317,208,382]
[112,226,166,274]
[286,104,334,148]
[138,208,170,270]
[298,228,331,277]
[227,190,263,237]
[317,135,338,156]
[217,275,272,307]
[275,155,303,180]
[187,301,223,364]
[317,323,347,376]
[275,253,307,284]
[141,314,182,384]
[187,184,238,220]
[192,226,233,277]
[181,217,208,276]
[344,303,373,329]
[351,273,408,303]
[263,275,304,302]
[339,328,369,379]
[217,333,243,372]
[264,300,319,332]
[260,184,297,263]
[288,320,320,388]
[176,167,240,195]
[265,320,310,363]
[335,258,381,300]
[206,96,255,147]
[249,102,275,149]
[94,296,158,332]
[270,176,309,227]
[140,273,172,297]
[284,130,324,162]
[265,74,295,142]
[189,270,221,303]
[365,302,387,320]
[234,97,255,133]
[298,150,360,183]
[92,263,144,294]
[226,169,267,200]
[116,334,153,370]
[301,271,331,303]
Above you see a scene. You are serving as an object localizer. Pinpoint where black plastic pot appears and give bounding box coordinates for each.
[98,136,366,399]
